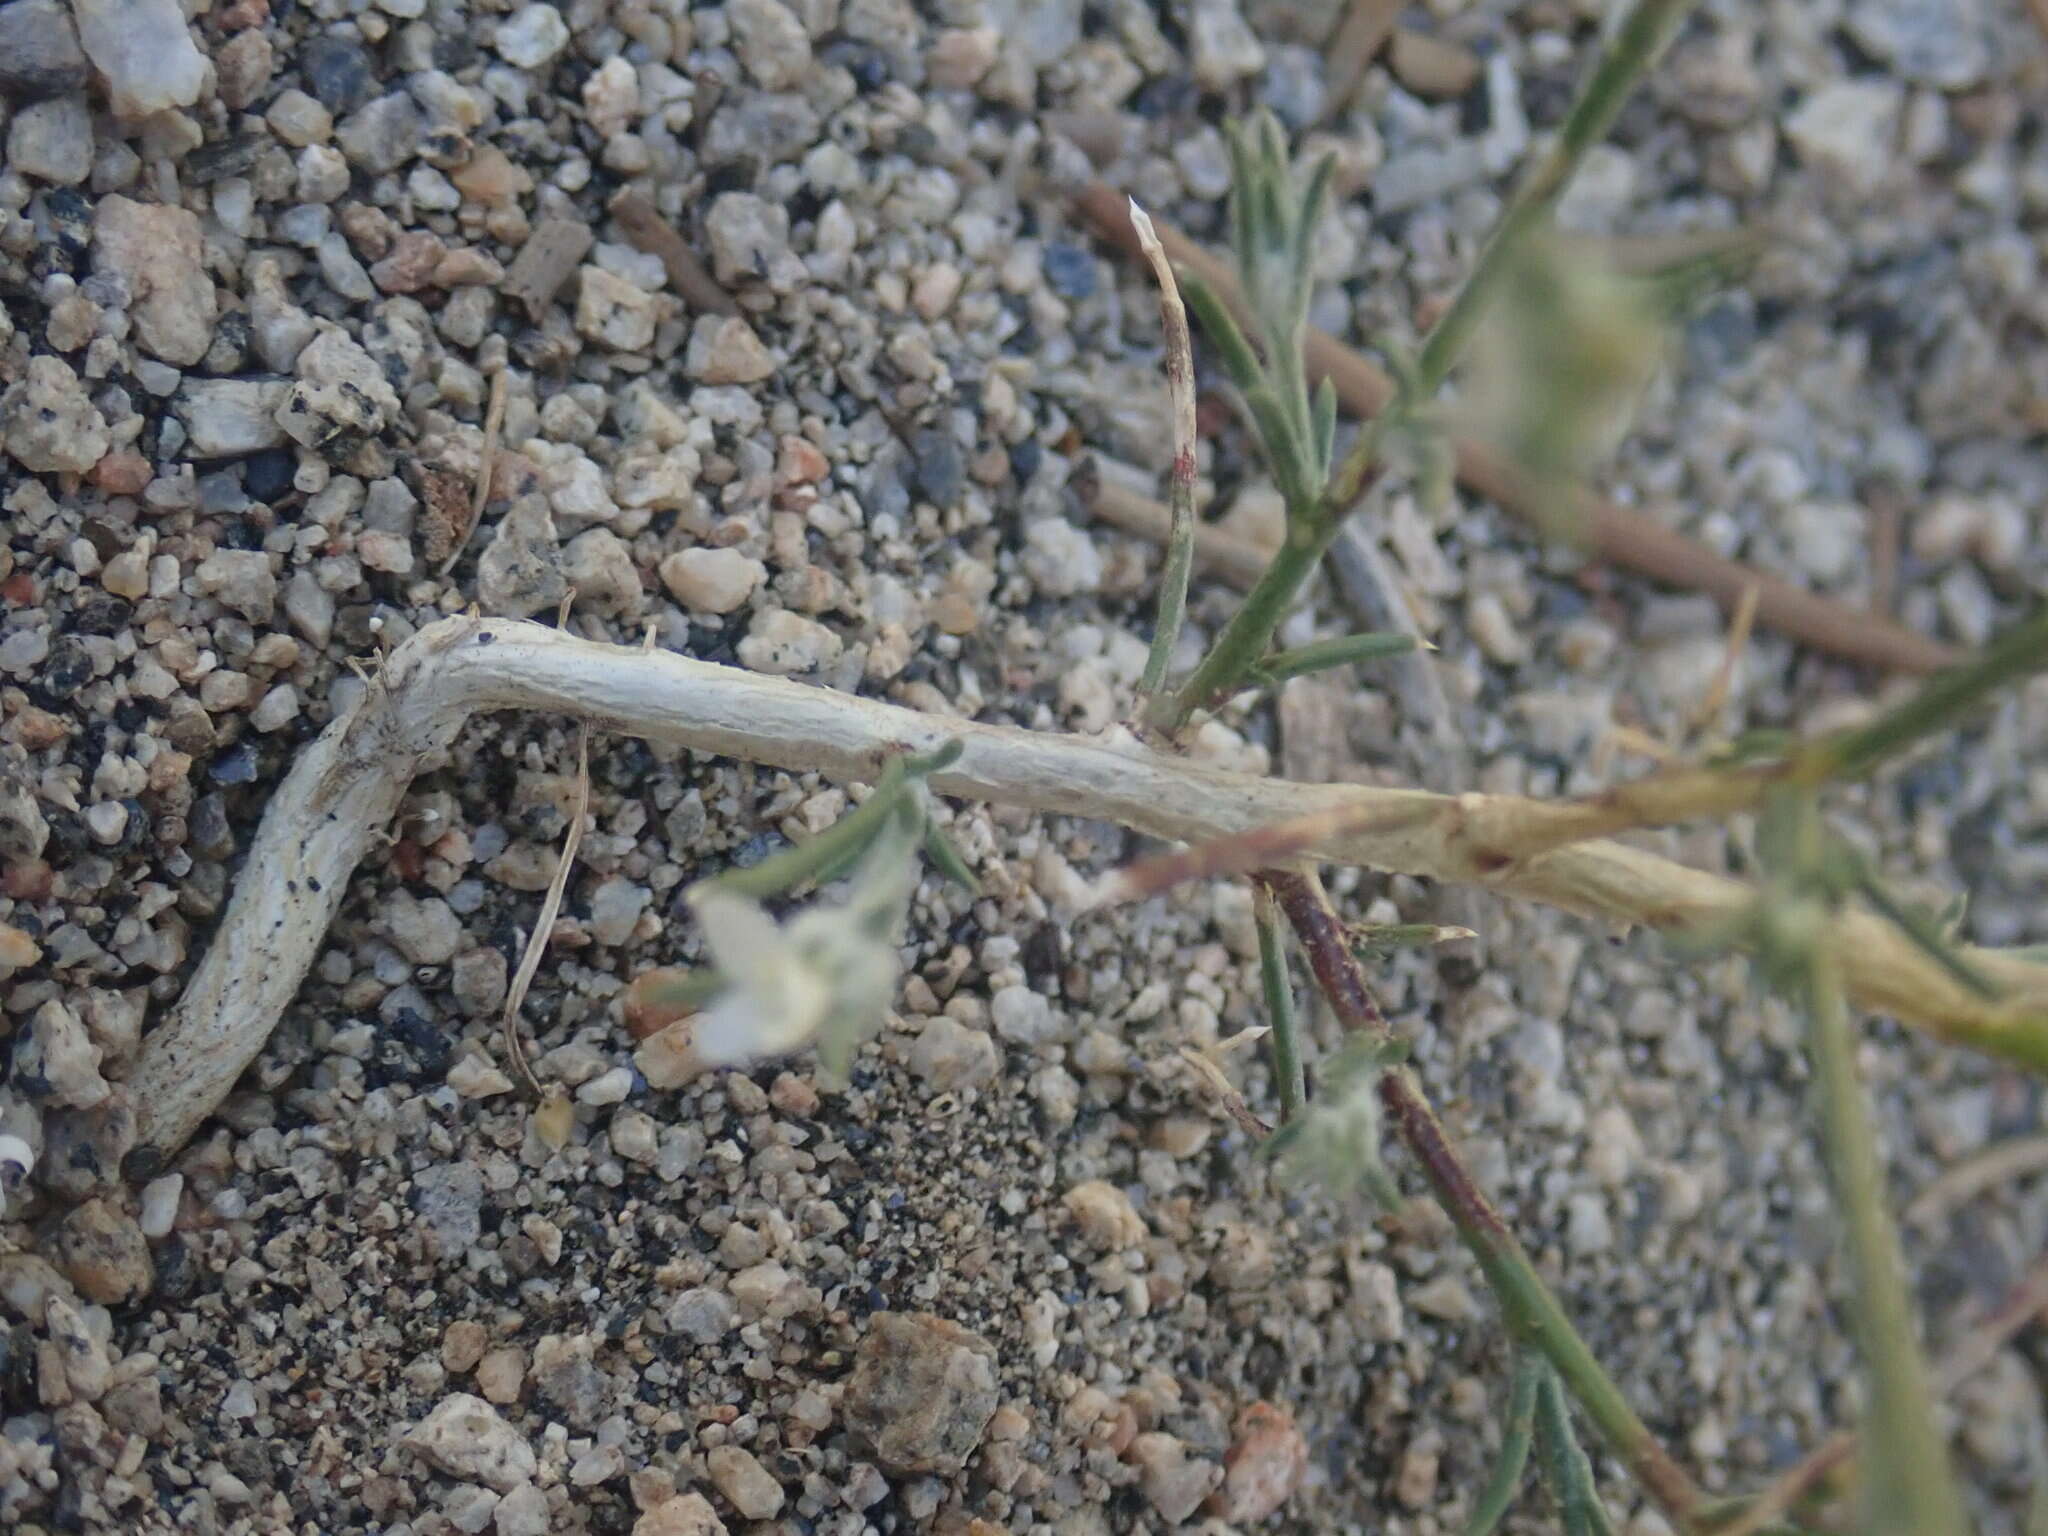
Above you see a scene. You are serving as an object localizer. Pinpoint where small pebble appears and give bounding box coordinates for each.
[1062,1180,1147,1251]
[51,1198,153,1304]
[494,4,569,68]
[705,1445,783,1520]
[1127,1431,1223,1525]
[299,33,374,113]
[8,95,94,184]
[842,1311,1000,1475]
[0,0,88,101]
[495,1482,552,1536]
[737,609,842,674]
[70,0,206,115]
[577,1066,635,1106]
[634,1493,728,1536]
[1211,1401,1308,1523]
[402,1394,537,1492]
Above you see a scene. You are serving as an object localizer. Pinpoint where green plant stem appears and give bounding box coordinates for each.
[1167,0,1695,729]
[1326,0,1697,511]
[1378,1067,1700,1521]
[1800,943,1968,1536]
[920,817,980,893]
[1252,881,1306,1123]
[1462,1352,1543,1536]
[1262,869,1708,1525]
[1165,519,1344,724]
[706,757,911,899]
[1812,602,2048,783]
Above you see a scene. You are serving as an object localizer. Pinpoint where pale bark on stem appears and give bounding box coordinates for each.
[118,615,2048,1171]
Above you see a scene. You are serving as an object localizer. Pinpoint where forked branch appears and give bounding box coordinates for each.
[114,616,2048,1171]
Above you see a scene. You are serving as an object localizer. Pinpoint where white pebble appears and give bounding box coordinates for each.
[494,4,569,67]
[138,1173,184,1237]
[576,1066,635,1106]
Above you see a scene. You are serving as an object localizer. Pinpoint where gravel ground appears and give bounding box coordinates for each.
[3,0,2048,1532]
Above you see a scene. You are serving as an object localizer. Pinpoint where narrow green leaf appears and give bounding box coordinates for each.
[1302,156,1335,268]
[1242,384,1315,513]
[1257,110,1289,180]
[1226,120,1256,278]
[902,737,966,778]
[1534,1367,1619,1536]
[1852,866,1998,1000]
[1311,375,1338,482]
[1461,1353,1542,1536]
[1255,167,1289,273]
[625,965,726,1017]
[1254,886,1305,1123]
[1623,229,1767,317]
[707,757,910,900]
[1254,631,1419,688]
[1293,152,1337,296]
[1810,604,2048,786]
[1181,273,1265,396]
[921,817,981,894]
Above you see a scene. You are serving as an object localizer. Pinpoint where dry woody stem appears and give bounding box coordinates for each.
[608,189,740,317]
[500,724,590,1100]
[119,616,2048,1171]
[1074,461,1277,590]
[1127,200,1200,712]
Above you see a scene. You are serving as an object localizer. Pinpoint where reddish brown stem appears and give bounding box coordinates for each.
[1262,869,1392,1040]
[1263,866,1708,1523]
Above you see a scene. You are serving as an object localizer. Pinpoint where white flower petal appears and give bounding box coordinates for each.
[693,992,771,1066]
[690,888,786,973]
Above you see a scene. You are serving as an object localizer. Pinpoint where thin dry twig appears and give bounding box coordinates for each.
[609,189,739,316]
[1072,184,1957,677]
[501,215,594,322]
[1129,199,1201,713]
[1074,461,1277,589]
[437,367,509,579]
[1688,578,1761,737]
[1319,0,1403,126]
[1904,1134,2048,1230]
[1175,1043,1273,1141]
[501,724,591,1100]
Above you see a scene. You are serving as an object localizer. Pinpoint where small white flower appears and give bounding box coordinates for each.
[684,786,925,1073]
[686,820,917,1072]
[689,888,838,1065]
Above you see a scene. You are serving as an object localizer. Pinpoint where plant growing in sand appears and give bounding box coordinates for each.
[95,1,2048,1531]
